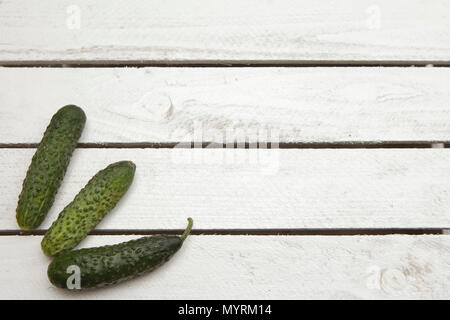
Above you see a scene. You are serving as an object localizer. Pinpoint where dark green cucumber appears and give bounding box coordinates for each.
[41,161,136,256]
[16,105,86,230]
[47,218,193,289]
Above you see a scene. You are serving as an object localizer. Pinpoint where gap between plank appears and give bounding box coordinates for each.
[0,60,449,68]
[0,141,448,149]
[0,228,443,236]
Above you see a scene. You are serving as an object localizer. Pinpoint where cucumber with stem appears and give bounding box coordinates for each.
[47,218,193,289]
[41,161,136,256]
[16,105,86,230]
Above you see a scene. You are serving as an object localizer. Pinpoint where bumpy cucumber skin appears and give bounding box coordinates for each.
[41,161,136,257]
[47,235,182,289]
[16,105,86,230]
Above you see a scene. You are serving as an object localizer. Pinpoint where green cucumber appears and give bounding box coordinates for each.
[47,218,193,289]
[16,105,86,230]
[41,161,136,257]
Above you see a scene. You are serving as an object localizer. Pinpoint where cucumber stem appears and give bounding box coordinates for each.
[181,218,193,242]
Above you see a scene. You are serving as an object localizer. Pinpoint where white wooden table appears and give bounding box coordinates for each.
[0,0,449,299]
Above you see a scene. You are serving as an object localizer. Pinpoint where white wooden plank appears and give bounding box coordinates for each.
[2,148,450,230]
[0,235,448,299]
[0,0,449,62]
[1,67,450,143]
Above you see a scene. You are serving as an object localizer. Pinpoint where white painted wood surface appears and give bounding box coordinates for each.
[0,0,449,62]
[1,67,450,144]
[2,148,450,230]
[1,0,449,300]
[1,235,449,299]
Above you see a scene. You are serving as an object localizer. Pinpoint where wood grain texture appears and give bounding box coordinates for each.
[2,148,450,230]
[0,235,449,299]
[1,67,450,144]
[0,0,449,62]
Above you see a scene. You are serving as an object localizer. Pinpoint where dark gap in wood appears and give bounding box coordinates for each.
[0,60,449,68]
[0,228,443,236]
[0,141,447,149]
